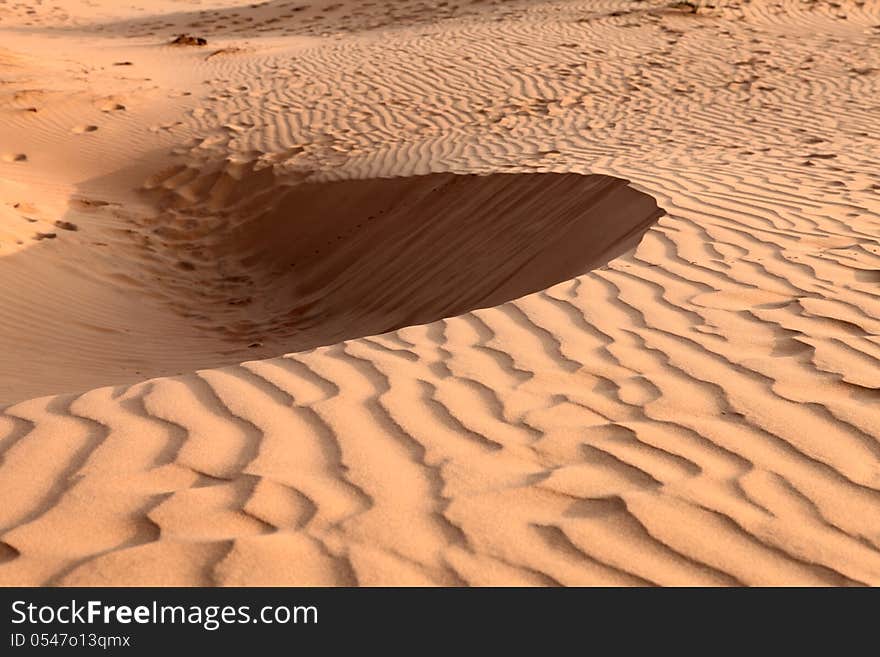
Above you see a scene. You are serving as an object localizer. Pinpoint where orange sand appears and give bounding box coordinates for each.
[1,0,879,585]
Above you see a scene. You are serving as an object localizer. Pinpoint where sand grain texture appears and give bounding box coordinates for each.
[1,0,879,586]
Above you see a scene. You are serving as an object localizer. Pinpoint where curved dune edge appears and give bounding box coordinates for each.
[141,168,664,348]
[0,169,662,405]
[1,0,880,586]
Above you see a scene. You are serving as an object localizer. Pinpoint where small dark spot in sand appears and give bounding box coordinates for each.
[177,260,196,271]
[74,198,112,208]
[668,1,698,13]
[34,232,57,240]
[247,342,263,348]
[54,220,78,231]
[171,34,208,46]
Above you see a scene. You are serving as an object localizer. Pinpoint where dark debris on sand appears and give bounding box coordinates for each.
[170,34,207,46]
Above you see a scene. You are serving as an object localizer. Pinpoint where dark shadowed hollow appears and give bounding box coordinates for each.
[0,171,663,402]
[149,171,665,344]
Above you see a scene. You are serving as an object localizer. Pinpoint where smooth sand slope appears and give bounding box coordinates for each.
[1,0,879,585]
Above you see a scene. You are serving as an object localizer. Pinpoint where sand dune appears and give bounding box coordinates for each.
[1,0,879,585]
[143,168,662,348]
[0,167,661,403]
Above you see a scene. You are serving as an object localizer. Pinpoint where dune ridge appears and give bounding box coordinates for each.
[1,0,879,585]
